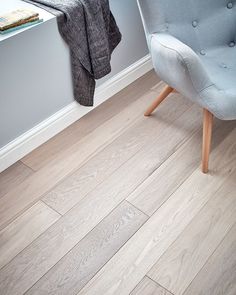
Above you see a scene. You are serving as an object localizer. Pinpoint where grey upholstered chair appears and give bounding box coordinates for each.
[137,0,236,173]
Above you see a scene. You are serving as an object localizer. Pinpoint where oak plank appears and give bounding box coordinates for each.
[148,169,236,295]
[77,128,236,295]
[0,201,60,269]
[127,119,235,216]
[42,116,161,215]
[184,223,236,295]
[0,101,199,295]
[0,161,33,198]
[43,94,193,215]
[0,85,178,230]
[131,277,173,295]
[22,71,160,171]
[26,201,147,295]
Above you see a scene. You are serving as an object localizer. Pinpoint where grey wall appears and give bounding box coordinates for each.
[0,0,148,149]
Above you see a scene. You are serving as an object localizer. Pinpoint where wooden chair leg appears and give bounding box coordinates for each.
[144,85,174,116]
[202,109,213,173]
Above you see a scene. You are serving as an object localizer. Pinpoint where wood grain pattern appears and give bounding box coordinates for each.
[127,131,201,216]
[26,201,147,295]
[184,223,236,295]
[77,127,236,295]
[127,119,235,216]
[43,94,193,215]
[148,169,236,295]
[0,161,33,198]
[0,201,60,270]
[131,277,173,295]
[0,86,171,230]
[1,72,235,295]
[22,71,160,171]
[0,100,198,295]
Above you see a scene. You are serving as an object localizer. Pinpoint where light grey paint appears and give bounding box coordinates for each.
[0,0,148,149]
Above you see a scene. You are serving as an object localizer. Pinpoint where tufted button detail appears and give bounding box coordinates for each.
[227,2,233,9]
[221,63,227,68]
[200,50,206,55]
[192,20,198,27]
[229,41,235,47]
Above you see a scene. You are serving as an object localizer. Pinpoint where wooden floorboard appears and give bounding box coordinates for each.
[184,222,236,295]
[0,96,198,295]
[0,71,236,295]
[0,161,33,198]
[25,201,147,295]
[0,85,168,230]
[127,119,235,216]
[148,169,236,295]
[131,276,173,295]
[0,201,60,270]
[77,128,236,295]
[43,93,193,215]
[22,71,160,171]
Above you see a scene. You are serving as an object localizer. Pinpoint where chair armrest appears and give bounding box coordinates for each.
[150,33,213,94]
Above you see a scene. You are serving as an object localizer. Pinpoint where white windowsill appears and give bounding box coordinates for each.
[0,0,55,42]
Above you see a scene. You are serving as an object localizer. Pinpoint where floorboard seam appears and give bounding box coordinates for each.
[20,160,37,173]
[23,199,148,294]
[40,200,63,217]
[125,200,149,219]
[146,275,175,295]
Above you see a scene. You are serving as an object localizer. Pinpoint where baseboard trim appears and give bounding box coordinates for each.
[0,54,153,172]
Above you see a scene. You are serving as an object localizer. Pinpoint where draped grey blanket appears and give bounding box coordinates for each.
[23,0,122,106]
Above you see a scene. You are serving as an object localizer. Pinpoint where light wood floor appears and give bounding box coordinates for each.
[0,70,236,295]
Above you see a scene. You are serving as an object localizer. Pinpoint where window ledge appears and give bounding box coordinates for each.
[0,0,55,42]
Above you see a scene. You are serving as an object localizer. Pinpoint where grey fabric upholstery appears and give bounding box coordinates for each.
[137,0,236,120]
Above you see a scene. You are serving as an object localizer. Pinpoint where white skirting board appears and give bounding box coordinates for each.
[0,54,153,172]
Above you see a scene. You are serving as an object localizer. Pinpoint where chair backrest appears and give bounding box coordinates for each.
[137,0,236,52]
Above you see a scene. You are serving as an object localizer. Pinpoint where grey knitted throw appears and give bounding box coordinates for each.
[23,0,122,106]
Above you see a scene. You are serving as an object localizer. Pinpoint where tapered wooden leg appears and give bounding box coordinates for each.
[144,85,174,116]
[202,109,213,173]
